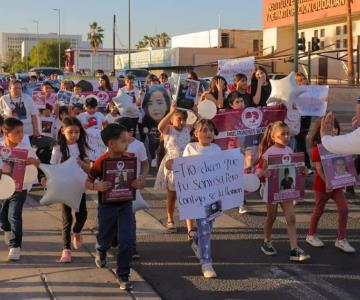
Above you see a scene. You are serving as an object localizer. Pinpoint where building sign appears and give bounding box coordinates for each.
[264,0,360,29]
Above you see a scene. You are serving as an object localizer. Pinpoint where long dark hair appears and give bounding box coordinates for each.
[209,75,227,100]
[57,117,90,162]
[98,75,112,91]
[310,117,340,147]
[258,121,289,159]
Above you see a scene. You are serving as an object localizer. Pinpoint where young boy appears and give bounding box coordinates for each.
[85,123,142,290]
[233,73,252,107]
[227,91,246,110]
[78,97,105,130]
[0,118,40,261]
[116,117,149,259]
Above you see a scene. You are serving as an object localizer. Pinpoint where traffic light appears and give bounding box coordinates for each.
[312,37,320,52]
[297,37,306,51]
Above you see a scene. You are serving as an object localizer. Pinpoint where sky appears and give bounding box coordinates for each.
[0,0,263,48]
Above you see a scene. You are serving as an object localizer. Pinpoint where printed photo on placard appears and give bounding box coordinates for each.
[40,117,55,137]
[101,157,137,204]
[318,144,357,189]
[32,91,46,109]
[267,153,305,204]
[0,146,28,191]
[175,78,200,110]
[57,90,73,106]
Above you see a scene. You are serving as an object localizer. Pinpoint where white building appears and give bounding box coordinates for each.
[1,32,82,60]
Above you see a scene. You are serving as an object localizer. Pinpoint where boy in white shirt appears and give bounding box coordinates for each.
[78,97,105,130]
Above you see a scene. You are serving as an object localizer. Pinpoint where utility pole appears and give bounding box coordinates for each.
[294,0,299,72]
[307,41,311,84]
[128,0,131,69]
[32,20,39,67]
[113,15,116,75]
[346,0,354,84]
[52,8,61,69]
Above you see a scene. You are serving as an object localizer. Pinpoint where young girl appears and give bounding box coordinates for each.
[183,119,221,278]
[306,118,355,253]
[104,101,120,126]
[257,121,310,262]
[154,103,192,234]
[250,66,272,107]
[50,117,91,262]
[200,75,227,109]
[78,97,106,130]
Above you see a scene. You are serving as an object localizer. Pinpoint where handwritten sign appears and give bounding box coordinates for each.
[173,149,244,220]
[86,127,107,161]
[267,153,305,203]
[318,144,358,189]
[295,85,328,117]
[217,56,255,84]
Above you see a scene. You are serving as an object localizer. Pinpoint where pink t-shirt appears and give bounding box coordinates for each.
[262,145,293,161]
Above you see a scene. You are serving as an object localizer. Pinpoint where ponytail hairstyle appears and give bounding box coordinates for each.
[310,117,340,147]
[258,121,289,159]
[191,119,218,142]
[57,117,90,162]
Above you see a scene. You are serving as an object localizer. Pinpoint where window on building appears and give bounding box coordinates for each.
[221,33,230,48]
[300,32,305,38]
[253,40,259,52]
[320,29,325,38]
[343,39,348,48]
[314,30,318,38]
[343,25,347,35]
[336,39,341,49]
[320,41,325,49]
[336,26,341,35]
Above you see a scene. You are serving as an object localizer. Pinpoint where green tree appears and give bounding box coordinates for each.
[87,22,104,53]
[136,33,170,49]
[2,49,27,73]
[28,40,70,67]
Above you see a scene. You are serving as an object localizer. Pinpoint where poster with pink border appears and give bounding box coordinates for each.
[81,91,117,107]
[267,153,305,204]
[318,144,357,189]
[32,91,57,108]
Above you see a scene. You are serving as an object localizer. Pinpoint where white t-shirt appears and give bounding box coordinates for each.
[78,111,105,130]
[104,113,120,125]
[0,139,37,159]
[127,138,147,177]
[0,93,38,136]
[50,143,91,164]
[118,87,141,119]
[183,142,221,157]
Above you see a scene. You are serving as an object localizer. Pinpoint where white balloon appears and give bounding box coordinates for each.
[112,90,133,115]
[39,158,87,211]
[0,175,16,200]
[266,72,306,109]
[197,100,217,120]
[243,173,260,192]
[23,165,38,184]
[133,190,149,213]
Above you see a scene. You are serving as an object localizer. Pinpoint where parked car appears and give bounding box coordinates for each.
[29,67,64,80]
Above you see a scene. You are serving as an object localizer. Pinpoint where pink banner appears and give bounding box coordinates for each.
[81,91,117,107]
[318,144,358,189]
[267,153,305,204]
[213,106,287,150]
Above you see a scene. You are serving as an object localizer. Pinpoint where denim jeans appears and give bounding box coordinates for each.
[96,201,134,279]
[0,191,27,248]
[193,218,213,264]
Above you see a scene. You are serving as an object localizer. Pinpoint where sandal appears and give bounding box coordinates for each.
[187,229,196,241]
[166,221,177,233]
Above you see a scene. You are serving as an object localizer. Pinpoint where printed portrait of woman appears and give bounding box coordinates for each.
[142,85,171,122]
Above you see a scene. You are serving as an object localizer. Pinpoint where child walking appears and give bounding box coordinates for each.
[0,118,40,261]
[104,101,120,126]
[257,121,310,262]
[306,118,355,253]
[50,117,91,262]
[155,103,192,234]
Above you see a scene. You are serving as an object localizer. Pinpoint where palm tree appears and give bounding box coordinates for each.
[87,22,104,53]
[159,32,170,48]
[136,40,147,49]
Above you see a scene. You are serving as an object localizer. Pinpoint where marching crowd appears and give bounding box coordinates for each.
[0,67,357,289]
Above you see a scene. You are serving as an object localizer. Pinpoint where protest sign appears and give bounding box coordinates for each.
[81,91,117,107]
[318,144,358,189]
[175,78,200,110]
[267,153,305,204]
[40,116,55,137]
[217,56,255,84]
[86,127,107,161]
[213,106,287,150]
[0,146,28,191]
[295,85,328,117]
[32,91,57,109]
[173,149,244,220]
[57,90,73,106]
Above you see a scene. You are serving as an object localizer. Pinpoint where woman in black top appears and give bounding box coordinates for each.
[250,66,272,107]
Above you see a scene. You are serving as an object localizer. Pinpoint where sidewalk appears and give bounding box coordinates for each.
[0,188,162,300]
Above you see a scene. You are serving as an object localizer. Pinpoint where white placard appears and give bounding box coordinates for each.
[86,128,107,161]
[217,56,255,84]
[295,85,328,117]
[173,149,244,220]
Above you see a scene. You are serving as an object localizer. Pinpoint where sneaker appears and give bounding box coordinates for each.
[166,221,177,233]
[151,158,157,168]
[238,205,248,214]
[306,234,324,247]
[335,239,356,253]
[72,233,83,250]
[201,263,217,278]
[58,249,72,263]
[4,231,10,246]
[118,277,133,290]
[95,251,107,268]
[261,241,277,256]
[289,247,311,262]
[132,249,140,260]
[191,240,200,259]
[8,247,21,261]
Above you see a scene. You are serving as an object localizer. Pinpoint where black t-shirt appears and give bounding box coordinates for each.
[238,91,253,108]
[280,177,294,190]
[250,81,272,107]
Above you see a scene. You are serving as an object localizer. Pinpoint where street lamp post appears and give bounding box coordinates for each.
[294,0,299,72]
[128,0,131,69]
[52,8,61,69]
[21,27,29,70]
[32,20,39,67]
